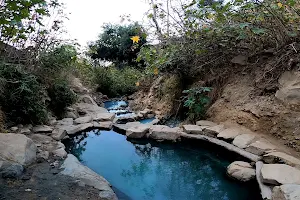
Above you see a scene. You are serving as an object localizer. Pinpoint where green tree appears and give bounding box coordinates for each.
[88,23,147,68]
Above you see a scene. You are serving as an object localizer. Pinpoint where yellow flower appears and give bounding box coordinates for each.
[135,82,140,86]
[277,2,283,8]
[153,67,159,75]
[131,36,140,43]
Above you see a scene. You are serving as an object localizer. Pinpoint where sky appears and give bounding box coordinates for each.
[63,0,150,48]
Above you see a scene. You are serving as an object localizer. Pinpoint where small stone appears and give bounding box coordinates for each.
[0,162,24,178]
[51,128,67,141]
[52,148,67,159]
[25,189,32,192]
[10,127,18,132]
[19,128,31,135]
[37,151,49,161]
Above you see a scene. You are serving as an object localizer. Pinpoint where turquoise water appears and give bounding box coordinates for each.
[65,130,261,200]
[104,100,128,110]
[139,117,155,124]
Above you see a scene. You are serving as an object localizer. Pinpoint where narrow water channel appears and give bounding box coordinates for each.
[64,129,261,200]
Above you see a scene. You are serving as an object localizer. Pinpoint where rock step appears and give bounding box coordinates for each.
[227,161,255,182]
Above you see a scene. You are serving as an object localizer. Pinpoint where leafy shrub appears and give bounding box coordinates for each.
[182,87,212,122]
[93,66,142,97]
[48,79,77,117]
[0,62,48,124]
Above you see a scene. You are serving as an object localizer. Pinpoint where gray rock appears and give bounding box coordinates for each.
[275,71,300,106]
[232,134,257,149]
[19,127,31,135]
[261,164,300,185]
[93,121,113,129]
[37,151,49,161]
[263,152,300,170]
[182,125,204,135]
[0,133,36,165]
[75,103,108,116]
[126,124,150,139]
[196,120,217,127]
[148,125,181,142]
[52,148,67,159]
[57,118,74,126]
[78,95,98,105]
[113,122,141,133]
[256,161,272,200]
[51,128,67,141]
[65,111,77,119]
[60,154,118,200]
[202,124,225,137]
[0,161,24,178]
[217,128,243,141]
[74,116,92,124]
[227,161,255,182]
[32,125,54,133]
[246,140,276,156]
[10,127,18,132]
[93,113,115,121]
[66,123,94,135]
[272,184,300,200]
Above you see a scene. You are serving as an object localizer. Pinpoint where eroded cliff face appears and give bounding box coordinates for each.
[129,74,182,119]
[208,71,300,154]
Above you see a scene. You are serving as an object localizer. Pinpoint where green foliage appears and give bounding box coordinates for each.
[0,62,48,124]
[88,23,147,68]
[182,87,212,121]
[47,79,77,117]
[0,0,61,42]
[93,66,142,97]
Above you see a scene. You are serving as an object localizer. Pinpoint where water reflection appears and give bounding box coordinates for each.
[64,130,261,200]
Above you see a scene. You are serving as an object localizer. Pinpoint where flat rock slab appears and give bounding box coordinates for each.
[74,116,92,124]
[57,118,74,126]
[126,124,150,139]
[180,133,261,162]
[256,161,272,200]
[246,140,276,156]
[261,164,300,185]
[65,123,94,135]
[75,103,108,115]
[196,120,217,127]
[0,133,37,166]
[93,121,113,129]
[227,161,255,182]
[217,128,243,141]
[51,128,67,141]
[113,122,141,133]
[182,125,204,135]
[60,154,118,200]
[272,184,300,200]
[232,134,257,149]
[93,113,115,121]
[263,152,300,170]
[203,124,225,137]
[149,125,181,142]
[33,125,54,133]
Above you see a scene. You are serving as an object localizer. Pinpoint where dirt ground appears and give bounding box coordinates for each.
[0,162,102,200]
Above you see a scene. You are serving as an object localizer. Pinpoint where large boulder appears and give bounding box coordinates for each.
[275,71,300,106]
[0,133,36,165]
[126,124,150,139]
[263,152,300,170]
[148,125,181,141]
[272,184,300,200]
[227,161,255,182]
[93,121,113,129]
[246,139,276,156]
[60,154,118,200]
[182,125,204,135]
[0,161,24,178]
[232,134,257,149]
[261,164,300,185]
